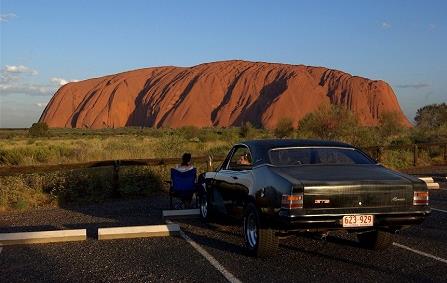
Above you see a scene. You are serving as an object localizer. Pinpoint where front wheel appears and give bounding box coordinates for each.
[243,203,278,257]
[199,193,210,221]
[199,182,213,222]
[357,230,393,250]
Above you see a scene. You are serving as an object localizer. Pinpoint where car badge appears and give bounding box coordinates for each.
[392,197,406,202]
[358,201,362,206]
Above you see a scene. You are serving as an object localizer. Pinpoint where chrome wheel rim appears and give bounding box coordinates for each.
[200,196,208,218]
[245,212,258,248]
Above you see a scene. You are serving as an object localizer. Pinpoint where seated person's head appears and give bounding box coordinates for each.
[238,153,251,165]
[181,153,192,166]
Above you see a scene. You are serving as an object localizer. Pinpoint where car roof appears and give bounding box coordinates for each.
[240,139,352,149]
[236,139,355,166]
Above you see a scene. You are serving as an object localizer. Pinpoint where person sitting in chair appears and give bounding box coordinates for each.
[170,153,196,209]
[176,152,194,172]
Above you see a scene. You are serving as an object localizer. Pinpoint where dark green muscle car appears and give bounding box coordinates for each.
[198,139,430,257]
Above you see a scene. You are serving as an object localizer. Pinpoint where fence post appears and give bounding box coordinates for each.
[413,144,418,167]
[112,160,120,197]
[206,155,213,171]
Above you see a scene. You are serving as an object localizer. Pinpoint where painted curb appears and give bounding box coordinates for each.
[0,229,87,246]
[418,177,447,190]
[427,183,440,190]
[98,224,180,240]
[419,177,434,183]
[162,209,200,218]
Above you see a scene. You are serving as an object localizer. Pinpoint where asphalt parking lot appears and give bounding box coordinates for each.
[1,189,446,283]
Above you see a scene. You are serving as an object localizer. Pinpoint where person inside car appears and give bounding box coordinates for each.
[237,153,251,165]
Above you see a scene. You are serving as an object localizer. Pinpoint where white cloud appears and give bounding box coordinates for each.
[50,77,69,86]
[0,65,52,96]
[35,102,48,108]
[0,73,19,84]
[381,22,391,29]
[0,65,78,96]
[0,13,16,22]
[50,77,78,86]
[0,83,56,96]
[3,65,38,75]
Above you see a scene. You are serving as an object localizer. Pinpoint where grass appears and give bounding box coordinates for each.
[0,126,445,212]
[0,127,244,166]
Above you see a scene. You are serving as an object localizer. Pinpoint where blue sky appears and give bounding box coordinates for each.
[1,0,446,127]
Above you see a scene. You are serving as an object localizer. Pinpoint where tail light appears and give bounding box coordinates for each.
[281,194,303,209]
[413,191,429,205]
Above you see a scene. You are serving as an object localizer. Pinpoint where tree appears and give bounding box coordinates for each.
[413,103,447,143]
[28,122,49,137]
[377,112,404,139]
[297,105,359,143]
[414,103,447,129]
[274,117,294,138]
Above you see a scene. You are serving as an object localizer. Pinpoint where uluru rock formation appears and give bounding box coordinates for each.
[39,60,411,128]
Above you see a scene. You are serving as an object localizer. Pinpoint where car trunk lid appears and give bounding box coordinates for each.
[271,164,414,210]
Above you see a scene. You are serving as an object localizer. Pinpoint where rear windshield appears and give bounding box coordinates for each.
[268,147,374,166]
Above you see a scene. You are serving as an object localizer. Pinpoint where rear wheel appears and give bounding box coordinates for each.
[243,203,278,257]
[357,230,393,250]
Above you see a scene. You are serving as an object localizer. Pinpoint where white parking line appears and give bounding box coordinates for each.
[393,242,447,264]
[166,220,241,283]
[432,208,447,214]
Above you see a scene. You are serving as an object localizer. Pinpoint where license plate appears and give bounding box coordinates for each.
[342,215,374,227]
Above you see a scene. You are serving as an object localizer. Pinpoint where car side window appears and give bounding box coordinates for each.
[228,146,252,170]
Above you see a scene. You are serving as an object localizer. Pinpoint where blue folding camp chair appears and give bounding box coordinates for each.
[170,168,197,209]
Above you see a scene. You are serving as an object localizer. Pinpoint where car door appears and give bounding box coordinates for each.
[214,145,254,217]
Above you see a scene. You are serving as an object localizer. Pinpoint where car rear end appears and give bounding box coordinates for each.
[279,183,429,231]
[266,145,430,233]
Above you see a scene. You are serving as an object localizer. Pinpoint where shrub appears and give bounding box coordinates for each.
[29,122,49,137]
[119,167,162,197]
[297,105,359,143]
[274,117,294,138]
[239,122,255,139]
[0,149,25,165]
[377,112,405,143]
[179,126,200,140]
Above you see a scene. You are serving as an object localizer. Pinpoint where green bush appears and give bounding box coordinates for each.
[239,122,255,139]
[29,122,49,137]
[274,117,294,138]
[377,112,405,144]
[0,149,25,165]
[119,167,162,197]
[297,105,359,143]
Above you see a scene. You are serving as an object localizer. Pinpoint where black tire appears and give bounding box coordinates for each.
[199,182,213,223]
[199,193,211,222]
[357,230,393,250]
[243,203,278,257]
